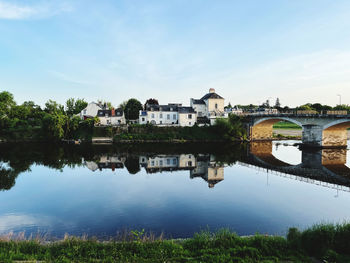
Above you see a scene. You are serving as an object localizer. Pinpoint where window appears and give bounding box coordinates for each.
[151,113,155,118]
[151,161,155,166]
[160,160,163,166]
[189,122,191,125]
[188,114,192,119]
[173,159,177,165]
[188,161,192,166]
[215,103,218,109]
[173,114,176,119]
[83,109,87,114]
[160,121,162,124]
[167,159,170,165]
[160,113,163,118]
[167,114,170,120]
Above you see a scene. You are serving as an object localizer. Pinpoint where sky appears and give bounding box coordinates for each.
[1,0,350,108]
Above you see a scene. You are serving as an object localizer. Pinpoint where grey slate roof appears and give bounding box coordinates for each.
[192,99,205,105]
[178,107,196,113]
[145,104,178,112]
[97,108,124,117]
[200,92,224,100]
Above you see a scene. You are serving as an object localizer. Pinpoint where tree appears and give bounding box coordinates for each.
[65,98,88,116]
[0,91,16,117]
[144,98,159,108]
[118,101,128,111]
[124,98,143,120]
[225,102,233,109]
[274,98,281,108]
[45,100,64,114]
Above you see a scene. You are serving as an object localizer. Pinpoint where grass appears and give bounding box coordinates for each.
[273,121,302,129]
[1,223,350,262]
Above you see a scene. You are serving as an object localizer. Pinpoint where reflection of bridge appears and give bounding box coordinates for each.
[242,142,350,192]
[247,114,350,147]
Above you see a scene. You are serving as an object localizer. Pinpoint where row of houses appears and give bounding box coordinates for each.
[79,88,228,126]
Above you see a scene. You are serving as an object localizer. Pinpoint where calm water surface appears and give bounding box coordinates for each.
[0,141,350,239]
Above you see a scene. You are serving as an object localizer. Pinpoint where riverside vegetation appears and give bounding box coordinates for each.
[0,223,350,262]
[0,91,247,143]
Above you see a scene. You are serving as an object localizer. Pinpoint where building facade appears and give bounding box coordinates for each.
[97,108,126,126]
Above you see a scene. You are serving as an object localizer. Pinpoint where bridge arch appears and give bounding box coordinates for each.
[251,117,302,141]
[322,120,350,147]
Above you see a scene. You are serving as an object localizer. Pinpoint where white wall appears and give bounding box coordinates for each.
[80,103,102,119]
[140,111,178,125]
[98,115,126,126]
[179,113,197,126]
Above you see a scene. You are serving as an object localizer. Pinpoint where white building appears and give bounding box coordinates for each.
[191,88,227,125]
[97,108,126,126]
[139,104,180,125]
[79,102,103,120]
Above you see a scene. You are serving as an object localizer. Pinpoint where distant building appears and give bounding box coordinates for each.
[97,108,126,126]
[191,88,227,125]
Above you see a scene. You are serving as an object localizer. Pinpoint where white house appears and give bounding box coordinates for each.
[191,88,227,125]
[79,102,103,120]
[97,108,126,126]
[139,104,180,125]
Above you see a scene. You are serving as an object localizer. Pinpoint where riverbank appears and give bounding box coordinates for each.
[1,224,349,262]
[273,128,350,140]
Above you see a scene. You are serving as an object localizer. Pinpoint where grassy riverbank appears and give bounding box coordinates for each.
[1,224,349,262]
[273,121,302,129]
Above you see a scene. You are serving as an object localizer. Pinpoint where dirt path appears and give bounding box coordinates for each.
[273,129,350,139]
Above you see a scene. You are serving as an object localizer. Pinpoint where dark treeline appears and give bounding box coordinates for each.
[0,91,96,141]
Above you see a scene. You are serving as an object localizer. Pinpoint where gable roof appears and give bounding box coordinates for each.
[200,92,224,100]
[192,99,205,105]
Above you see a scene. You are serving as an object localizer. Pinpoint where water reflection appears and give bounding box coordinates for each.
[1,142,350,238]
[86,153,225,188]
[1,142,350,192]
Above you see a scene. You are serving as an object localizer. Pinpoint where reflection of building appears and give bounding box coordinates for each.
[85,153,225,188]
[86,156,126,171]
[139,154,196,173]
[190,154,224,188]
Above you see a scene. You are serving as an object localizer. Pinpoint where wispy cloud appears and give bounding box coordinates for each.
[0,1,72,20]
[48,70,93,86]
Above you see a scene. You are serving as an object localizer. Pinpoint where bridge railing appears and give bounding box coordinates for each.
[238,110,349,117]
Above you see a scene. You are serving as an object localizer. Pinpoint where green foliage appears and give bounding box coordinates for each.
[44,100,64,114]
[65,98,88,116]
[213,114,247,141]
[124,98,143,120]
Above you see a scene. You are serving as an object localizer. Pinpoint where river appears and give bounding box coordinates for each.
[0,141,350,239]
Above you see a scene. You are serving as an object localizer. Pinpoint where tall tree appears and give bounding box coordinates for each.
[66,98,88,116]
[45,100,64,114]
[144,98,159,108]
[274,98,281,108]
[124,98,143,120]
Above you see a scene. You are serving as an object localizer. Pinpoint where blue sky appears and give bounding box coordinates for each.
[1,0,350,107]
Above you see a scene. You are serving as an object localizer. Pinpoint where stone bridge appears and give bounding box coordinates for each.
[240,142,350,191]
[247,113,350,148]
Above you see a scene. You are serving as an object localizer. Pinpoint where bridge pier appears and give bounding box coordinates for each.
[301,125,323,147]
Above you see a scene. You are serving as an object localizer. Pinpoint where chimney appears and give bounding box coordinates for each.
[111,108,115,116]
[209,88,215,93]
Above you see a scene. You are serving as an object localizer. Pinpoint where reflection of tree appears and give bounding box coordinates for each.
[0,167,18,191]
[0,142,246,191]
[124,155,141,174]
